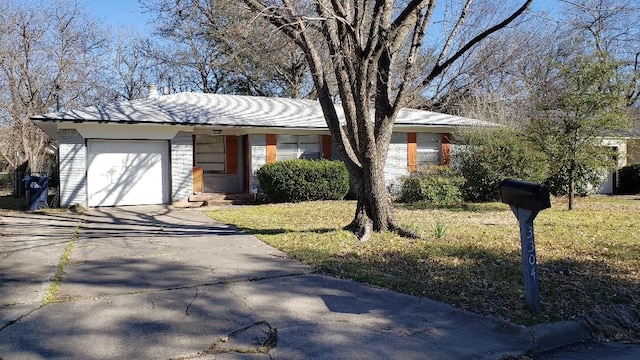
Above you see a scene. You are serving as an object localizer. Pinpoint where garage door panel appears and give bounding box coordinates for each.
[87,140,169,207]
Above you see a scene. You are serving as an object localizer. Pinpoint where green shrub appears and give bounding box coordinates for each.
[618,164,640,194]
[455,127,548,202]
[0,172,12,189]
[257,159,349,202]
[399,165,465,205]
[544,162,608,196]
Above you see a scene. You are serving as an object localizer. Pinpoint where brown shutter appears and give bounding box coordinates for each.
[266,134,277,163]
[225,135,237,174]
[407,132,417,172]
[441,133,451,166]
[322,135,332,159]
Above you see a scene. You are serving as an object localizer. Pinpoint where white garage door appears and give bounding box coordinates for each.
[87,140,169,207]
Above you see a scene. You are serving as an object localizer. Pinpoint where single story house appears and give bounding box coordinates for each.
[30,92,495,208]
[599,126,640,194]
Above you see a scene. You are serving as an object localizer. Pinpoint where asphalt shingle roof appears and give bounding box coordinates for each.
[30,92,495,128]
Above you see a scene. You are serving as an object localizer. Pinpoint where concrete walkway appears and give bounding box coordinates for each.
[2,206,539,359]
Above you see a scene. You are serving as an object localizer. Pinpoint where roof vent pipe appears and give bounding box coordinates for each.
[148,84,159,99]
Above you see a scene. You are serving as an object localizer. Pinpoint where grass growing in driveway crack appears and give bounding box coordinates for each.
[43,220,82,305]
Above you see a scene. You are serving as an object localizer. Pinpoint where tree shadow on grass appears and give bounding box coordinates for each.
[0,206,531,359]
[233,227,338,237]
[235,220,640,339]
[398,202,508,212]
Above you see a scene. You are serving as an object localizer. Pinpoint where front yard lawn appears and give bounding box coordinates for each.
[206,196,640,339]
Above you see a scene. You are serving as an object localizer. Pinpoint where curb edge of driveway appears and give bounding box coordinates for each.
[527,319,592,354]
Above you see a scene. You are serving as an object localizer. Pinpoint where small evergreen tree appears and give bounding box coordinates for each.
[527,52,630,209]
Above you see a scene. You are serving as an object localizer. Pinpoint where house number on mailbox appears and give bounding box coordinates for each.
[527,225,537,279]
[500,178,550,315]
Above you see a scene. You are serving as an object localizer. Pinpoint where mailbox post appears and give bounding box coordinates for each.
[500,179,551,315]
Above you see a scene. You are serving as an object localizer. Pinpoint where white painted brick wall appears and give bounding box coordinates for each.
[58,129,87,207]
[385,132,408,192]
[170,132,193,202]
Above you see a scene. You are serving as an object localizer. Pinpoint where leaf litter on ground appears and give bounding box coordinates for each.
[205,196,640,341]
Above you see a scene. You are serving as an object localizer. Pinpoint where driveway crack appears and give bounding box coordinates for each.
[43,219,83,304]
[185,287,198,316]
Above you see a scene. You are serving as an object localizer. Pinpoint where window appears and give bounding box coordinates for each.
[276,134,321,161]
[417,133,440,167]
[195,135,226,173]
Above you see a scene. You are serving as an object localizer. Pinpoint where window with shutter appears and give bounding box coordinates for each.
[276,134,321,160]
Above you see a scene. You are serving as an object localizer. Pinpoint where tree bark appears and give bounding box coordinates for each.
[241,0,533,240]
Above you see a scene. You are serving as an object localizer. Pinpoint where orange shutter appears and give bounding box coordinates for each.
[441,133,451,166]
[407,132,417,172]
[225,136,237,174]
[193,167,203,193]
[322,135,332,159]
[266,134,277,163]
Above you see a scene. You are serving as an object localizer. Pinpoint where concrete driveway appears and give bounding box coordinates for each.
[0,206,537,359]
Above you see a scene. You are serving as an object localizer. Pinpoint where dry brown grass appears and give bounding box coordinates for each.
[208,196,640,334]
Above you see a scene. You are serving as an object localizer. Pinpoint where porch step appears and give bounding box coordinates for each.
[172,200,205,208]
[188,193,257,206]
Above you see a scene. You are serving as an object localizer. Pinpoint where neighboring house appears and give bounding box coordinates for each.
[30,92,495,208]
[600,126,640,194]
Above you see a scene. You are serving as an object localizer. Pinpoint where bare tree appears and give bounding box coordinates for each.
[144,0,227,93]
[562,0,640,107]
[143,0,311,97]
[0,0,108,172]
[239,0,532,239]
[107,31,155,101]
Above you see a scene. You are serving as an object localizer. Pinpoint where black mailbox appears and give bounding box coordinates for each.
[500,179,551,212]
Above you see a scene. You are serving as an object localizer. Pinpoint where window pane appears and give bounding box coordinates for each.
[417,150,439,166]
[299,134,320,144]
[417,133,440,166]
[276,143,297,161]
[276,134,321,160]
[195,135,226,173]
[300,152,321,159]
[277,134,297,145]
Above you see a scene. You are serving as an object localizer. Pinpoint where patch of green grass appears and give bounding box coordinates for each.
[43,221,82,304]
[432,221,446,238]
[205,197,640,328]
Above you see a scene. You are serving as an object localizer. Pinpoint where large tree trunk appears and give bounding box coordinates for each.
[344,155,390,239]
[242,0,533,240]
[343,151,418,241]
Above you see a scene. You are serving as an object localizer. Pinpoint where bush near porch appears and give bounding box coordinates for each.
[257,159,349,202]
[399,165,465,205]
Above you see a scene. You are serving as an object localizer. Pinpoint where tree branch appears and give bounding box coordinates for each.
[435,0,473,67]
[422,0,533,86]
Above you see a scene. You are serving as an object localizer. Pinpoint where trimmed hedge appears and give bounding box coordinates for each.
[399,165,465,205]
[618,164,640,194]
[257,159,349,202]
